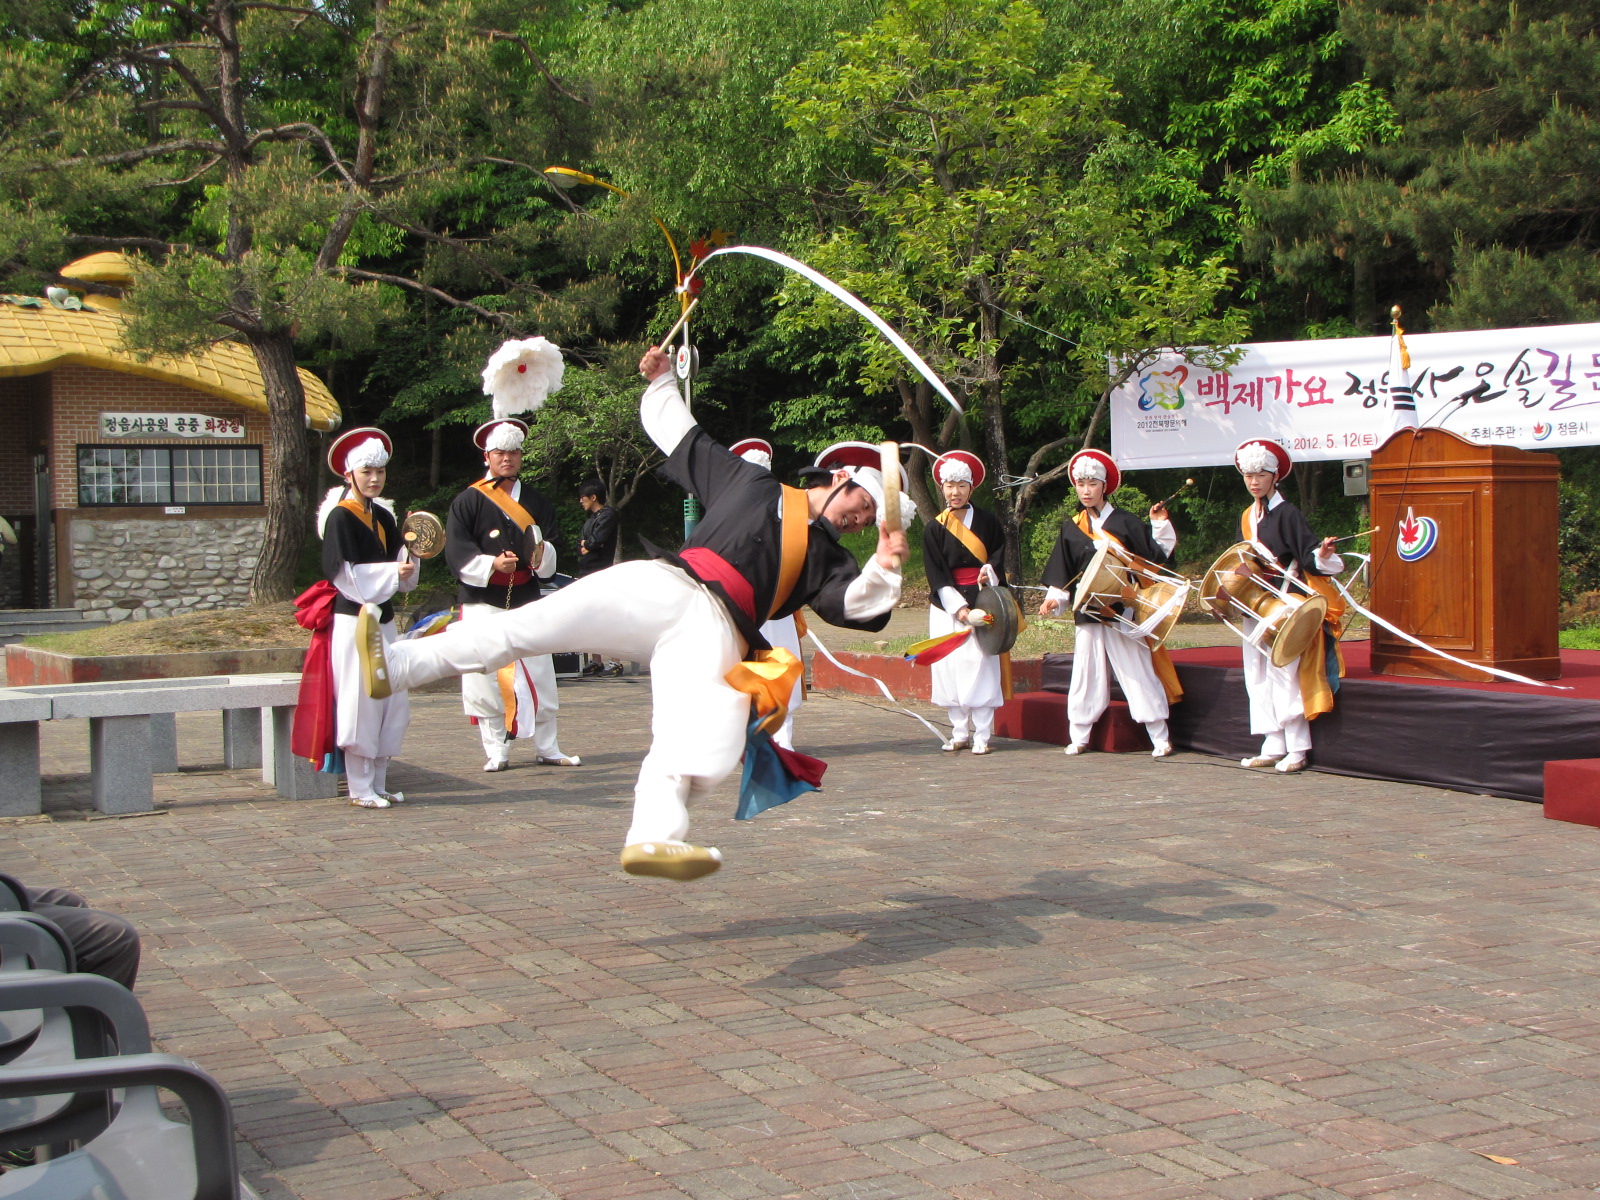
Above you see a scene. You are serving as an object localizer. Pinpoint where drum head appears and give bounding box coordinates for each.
[1072,543,1130,613]
[1199,541,1259,611]
[1131,577,1189,648]
[1270,593,1328,668]
[400,511,445,559]
[974,584,1021,656]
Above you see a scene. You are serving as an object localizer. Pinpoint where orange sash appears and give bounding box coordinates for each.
[937,507,990,563]
[1239,504,1344,719]
[769,486,810,618]
[472,478,539,534]
[1075,510,1182,704]
[337,498,387,551]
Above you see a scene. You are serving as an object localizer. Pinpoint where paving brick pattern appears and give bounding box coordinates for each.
[7,677,1600,1199]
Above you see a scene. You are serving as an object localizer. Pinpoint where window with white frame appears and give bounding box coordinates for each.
[76,445,263,506]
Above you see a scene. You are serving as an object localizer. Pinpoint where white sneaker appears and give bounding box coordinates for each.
[1275,755,1307,774]
[1240,754,1283,769]
[1151,743,1174,758]
[483,759,509,773]
[970,739,991,756]
[350,795,391,809]
[1064,743,1088,756]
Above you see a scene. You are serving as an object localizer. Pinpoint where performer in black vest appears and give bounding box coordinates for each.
[1229,438,1344,773]
[319,427,416,807]
[1038,449,1178,757]
[922,450,1007,754]
[358,345,913,881]
[446,418,577,771]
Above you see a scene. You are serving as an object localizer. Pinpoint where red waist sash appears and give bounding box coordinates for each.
[487,569,534,587]
[953,567,981,586]
[679,547,756,622]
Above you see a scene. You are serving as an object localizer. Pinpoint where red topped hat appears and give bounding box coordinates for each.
[1234,438,1293,481]
[473,418,529,452]
[933,450,985,489]
[326,427,392,477]
[1068,449,1120,496]
[814,440,910,490]
[730,437,774,461]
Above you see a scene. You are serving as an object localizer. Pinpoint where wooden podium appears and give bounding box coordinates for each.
[1367,427,1560,681]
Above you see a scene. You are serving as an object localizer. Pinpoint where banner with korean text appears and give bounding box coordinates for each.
[1110,322,1600,469]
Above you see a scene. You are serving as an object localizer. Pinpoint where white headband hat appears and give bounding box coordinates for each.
[344,436,390,470]
[936,458,973,485]
[1071,455,1106,483]
[841,465,918,530]
[1235,442,1279,475]
[483,422,526,453]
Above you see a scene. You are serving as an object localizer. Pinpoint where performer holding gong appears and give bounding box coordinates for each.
[446,418,578,772]
[1224,439,1344,773]
[922,451,1008,755]
[316,427,417,808]
[357,346,912,881]
[1037,449,1180,758]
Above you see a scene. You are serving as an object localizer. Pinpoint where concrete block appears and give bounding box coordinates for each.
[89,715,153,814]
[269,706,338,800]
[150,712,178,774]
[0,724,42,817]
[223,707,262,769]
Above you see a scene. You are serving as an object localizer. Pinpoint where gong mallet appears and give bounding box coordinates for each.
[1153,478,1195,511]
[1329,525,1381,545]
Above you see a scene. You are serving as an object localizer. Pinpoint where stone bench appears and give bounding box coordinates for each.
[0,673,338,817]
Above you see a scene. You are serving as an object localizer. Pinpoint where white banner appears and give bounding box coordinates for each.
[99,412,246,439]
[1111,322,1600,469]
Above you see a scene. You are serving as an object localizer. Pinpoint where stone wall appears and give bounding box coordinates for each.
[69,514,263,620]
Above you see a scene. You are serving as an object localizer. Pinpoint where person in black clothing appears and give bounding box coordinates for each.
[15,883,141,990]
[576,478,623,677]
[319,427,416,807]
[446,419,577,770]
[1037,449,1178,757]
[358,345,912,880]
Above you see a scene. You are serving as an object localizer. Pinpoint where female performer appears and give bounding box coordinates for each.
[1037,449,1178,757]
[922,451,1006,754]
[320,427,417,807]
[1227,439,1343,773]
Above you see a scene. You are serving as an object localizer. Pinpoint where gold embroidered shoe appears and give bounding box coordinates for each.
[357,603,391,699]
[619,842,723,881]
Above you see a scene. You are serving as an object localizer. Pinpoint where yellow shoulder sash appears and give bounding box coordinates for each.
[769,485,811,619]
[471,478,538,533]
[337,497,386,551]
[937,508,990,564]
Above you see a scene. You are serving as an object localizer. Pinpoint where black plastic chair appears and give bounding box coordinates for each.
[0,1051,259,1198]
[0,877,30,914]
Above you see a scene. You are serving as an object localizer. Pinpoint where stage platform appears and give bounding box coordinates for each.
[999,641,1600,803]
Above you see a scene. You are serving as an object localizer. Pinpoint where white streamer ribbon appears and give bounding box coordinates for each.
[689,245,962,414]
[1334,554,1570,690]
[803,628,948,743]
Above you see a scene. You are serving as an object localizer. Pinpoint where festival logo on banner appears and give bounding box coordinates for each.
[1396,506,1439,562]
[1532,420,1553,441]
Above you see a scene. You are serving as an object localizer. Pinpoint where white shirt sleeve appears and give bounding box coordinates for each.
[843,554,902,621]
[334,561,400,606]
[937,586,968,614]
[536,541,558,579]
[457,553,496,588]
[640,373,696,456]
[1313,547,1345,575]
[1045,585,1072,609]
[1150,516,1177,556]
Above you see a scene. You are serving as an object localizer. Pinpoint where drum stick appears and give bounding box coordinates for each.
[655,297,701,351]
[1330,525,1380,544]
[1154,478,1195,508]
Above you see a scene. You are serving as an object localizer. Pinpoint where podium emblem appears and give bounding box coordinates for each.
[1396,506,1439,562]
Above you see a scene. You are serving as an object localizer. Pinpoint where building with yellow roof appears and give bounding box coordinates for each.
[0,254,343,615]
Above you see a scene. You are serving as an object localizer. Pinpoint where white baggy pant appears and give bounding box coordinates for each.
[1068,622,1169,749]
[459,603,566,763]
[387,561,748,844]
[1241,624,1312,755]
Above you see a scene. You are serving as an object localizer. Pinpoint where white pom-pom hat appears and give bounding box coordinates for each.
[933,450,984,488]
[1235,438,1292,480]
[813,442,918,530]
[327,427,392,477]
[481,337,565,418]
[1069,449,1119,494]
[731,438,774,470]
[472,419,528,453]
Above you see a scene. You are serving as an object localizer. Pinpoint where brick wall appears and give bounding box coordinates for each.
[50,364,271,509]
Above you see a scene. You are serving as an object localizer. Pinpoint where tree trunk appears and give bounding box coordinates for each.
[248,332,313,603]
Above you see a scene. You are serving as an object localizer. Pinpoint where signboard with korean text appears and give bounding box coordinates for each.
[1110,322,1600,469]
[99,413,246,439]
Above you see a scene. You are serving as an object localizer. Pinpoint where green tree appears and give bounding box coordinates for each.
[774,0,1248,575]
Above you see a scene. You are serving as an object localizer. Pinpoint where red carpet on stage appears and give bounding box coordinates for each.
[1022,641,1600,803]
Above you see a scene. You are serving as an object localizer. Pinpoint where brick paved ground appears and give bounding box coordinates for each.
[6,675,1600,1199]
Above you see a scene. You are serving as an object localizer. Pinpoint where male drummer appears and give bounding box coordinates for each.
[922,450,1007,754]
[357,345,911,881]
[1037,449,1179,757]
[1224,439,1344,773]
[446,418,578,772]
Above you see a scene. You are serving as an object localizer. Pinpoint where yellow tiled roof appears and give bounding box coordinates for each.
[0,298,342,432]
